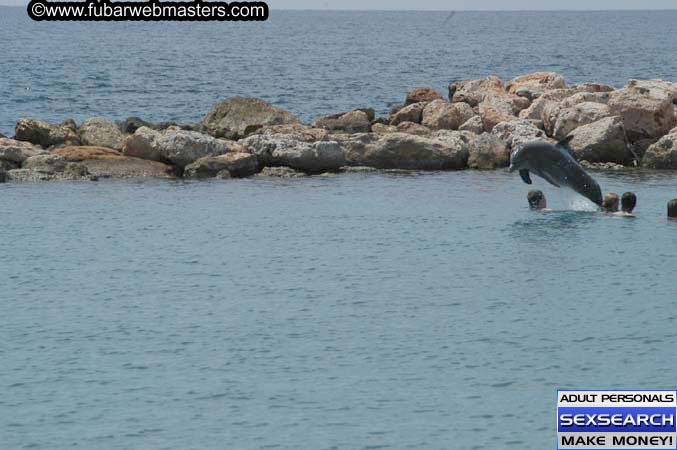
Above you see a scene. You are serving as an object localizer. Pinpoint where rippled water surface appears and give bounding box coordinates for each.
[2,171,677,449]
[2,8,677,135]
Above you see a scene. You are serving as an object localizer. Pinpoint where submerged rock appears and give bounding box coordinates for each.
[258,166,308,177]
[313,110,371,133]
[15,118,80,148]
[78,117,126,150]
[579,161,627,170]
[202,97,299,139]
[52,146,175,178]
[643,130,677,169]
[184,152,259,178]
[122,127,240,168]
[566,116,631,165]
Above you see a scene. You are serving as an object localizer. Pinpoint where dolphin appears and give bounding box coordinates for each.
[509,138,603,206]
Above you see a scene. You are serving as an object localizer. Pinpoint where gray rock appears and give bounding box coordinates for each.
[395,122,432,136]
[643,131,677,169]
[258,166,308,178]
[566,116,631,164]
[491,120,547,149]
[449,76,504,107]
[202,97,299,139]
[78,117,126,150]
[340,131,473,170]
[240,134,345,173]
[458,115,484,134]
[122,127,241,168]
[390,102,426,125]
[0,137,46,165]
[15,118,80,148]
[371,123,398,133]
[579,161,626,171]
[608,84,675,142]
[422,100,476,131]
[22,154,68,173]
[313,110,371,133]
[184,152,259,178]
[550,102,612,139]
[468,133,510,169]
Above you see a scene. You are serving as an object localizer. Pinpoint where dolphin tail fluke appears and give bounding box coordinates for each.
[519,169,532,185]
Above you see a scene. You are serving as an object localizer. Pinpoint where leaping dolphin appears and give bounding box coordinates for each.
[509,138,603,207]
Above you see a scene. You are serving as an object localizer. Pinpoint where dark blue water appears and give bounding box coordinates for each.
[2,8,677,135]
[2,171,677,449]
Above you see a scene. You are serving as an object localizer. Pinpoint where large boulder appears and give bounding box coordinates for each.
[566,116,631,165]
[78,117,126,150]
[478,90,528,132]
[643,130,677,169]
[184,152,259,178]
[519,85,614,122]
[549,102,612,139]
[202,97,299,139]
[395,122,432,136]
[52,146,175,178]
[22,154,68,173]
[449,76,504,106]
[506,72,566,100]
[626,79,677,104]
[608,83,675,142]
[390,102,426,125]
[340,131,473,170]
[14,118,80,148]
[313,110,371,133]
[0,137,46,168]
[258,166,307,178]
[249,123,330,141]
[459,115,484,134]
[405,87,444,105]
[491,120,547,150]
[467,133,510,169]
[422,100,475,131]
[240,134,345,173]
[122,127,240,168]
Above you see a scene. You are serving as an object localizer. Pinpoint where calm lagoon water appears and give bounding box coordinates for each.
[2,171,676,449]
[2,9,677,135]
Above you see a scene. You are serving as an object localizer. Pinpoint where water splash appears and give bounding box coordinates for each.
[558,187,598,211]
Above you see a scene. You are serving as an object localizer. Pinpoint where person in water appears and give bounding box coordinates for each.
[601,193,619,213]
[527,190,548,210]
[668,199,677,220]
[619,192,637,217]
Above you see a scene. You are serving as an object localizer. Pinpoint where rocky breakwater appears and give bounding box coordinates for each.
[2,74,676,183]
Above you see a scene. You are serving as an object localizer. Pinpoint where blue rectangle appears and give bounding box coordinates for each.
[558,407,677,433]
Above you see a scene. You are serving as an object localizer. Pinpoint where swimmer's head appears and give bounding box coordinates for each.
[621,192,637,213]
[527,190,547,210]
[602,193,619,212]
[668,199,677,219]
